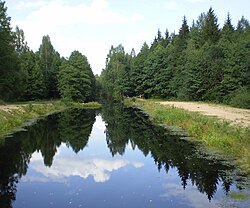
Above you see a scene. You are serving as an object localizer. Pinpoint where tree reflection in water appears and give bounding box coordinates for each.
[0,104,249,208]
[101,102,248,201]
[0,108,96,208]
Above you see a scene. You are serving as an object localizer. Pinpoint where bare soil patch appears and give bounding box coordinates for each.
[158,101,250,128]
[0,104,23,112]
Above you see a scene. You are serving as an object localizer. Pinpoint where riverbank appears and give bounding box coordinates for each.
[0,101,101,139]
[126,99,250,174]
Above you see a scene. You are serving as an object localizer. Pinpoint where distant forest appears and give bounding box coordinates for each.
[0,1,96,103]
[100,8,250,108]
[1,1,250,108]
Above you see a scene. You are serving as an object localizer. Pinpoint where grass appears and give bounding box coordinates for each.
[0,100,101,139]
[125,98,250,174]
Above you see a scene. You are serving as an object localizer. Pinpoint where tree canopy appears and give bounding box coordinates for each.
[100,8,250,108]
[0,1,97,102]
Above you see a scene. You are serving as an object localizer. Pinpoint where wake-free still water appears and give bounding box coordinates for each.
[0,104,249,208]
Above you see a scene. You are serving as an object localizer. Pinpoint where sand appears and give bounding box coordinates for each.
[158,101,250,128]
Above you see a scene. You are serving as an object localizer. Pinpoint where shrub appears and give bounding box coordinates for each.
[230,87,250,109]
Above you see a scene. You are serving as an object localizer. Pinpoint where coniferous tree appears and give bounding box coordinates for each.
[200,7,220,45]
[130,42,149,96]
[0,1,19,101]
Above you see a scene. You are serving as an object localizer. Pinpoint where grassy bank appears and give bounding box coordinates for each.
[126,99,250,174]
[0,101,101,139]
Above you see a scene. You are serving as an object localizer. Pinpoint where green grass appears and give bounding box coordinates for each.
[0,101,101,139]
[126,98,250,174]
[67,101,102,108]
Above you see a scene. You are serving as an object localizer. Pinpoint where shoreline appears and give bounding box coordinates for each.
[126,98,250,174]
[0,101,101,139]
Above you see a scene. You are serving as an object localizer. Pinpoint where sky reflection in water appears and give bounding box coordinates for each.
[0,107,248,208]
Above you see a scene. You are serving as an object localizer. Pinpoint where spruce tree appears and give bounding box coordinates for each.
[200,7,220,45]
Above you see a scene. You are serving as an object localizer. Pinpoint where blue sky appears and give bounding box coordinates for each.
[5,0,250,74]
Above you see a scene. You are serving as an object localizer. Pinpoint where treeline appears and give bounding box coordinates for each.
[100,8,250,108]
[0,1,96,102]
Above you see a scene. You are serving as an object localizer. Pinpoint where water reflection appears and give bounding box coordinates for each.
[101,102,248,201]
[0,104,249,208]
[27,151,143,183]
[0,108,95,208]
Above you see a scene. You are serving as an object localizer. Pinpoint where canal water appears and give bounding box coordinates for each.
[0,104,249,208]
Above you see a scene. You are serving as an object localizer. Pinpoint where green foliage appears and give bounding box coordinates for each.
[0,1,20,101]
[20,51,46,100]
[1,3,97,103]
[229,87,250,109]
[58,51,93,102]
[38,35,61,98]
[101,7,250,109]
[100,45,134,100]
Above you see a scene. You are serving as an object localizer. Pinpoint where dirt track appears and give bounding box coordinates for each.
[0,105,22,112]
[158,101,250,128]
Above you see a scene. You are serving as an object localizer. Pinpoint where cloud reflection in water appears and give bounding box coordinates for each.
[24,150,144,183]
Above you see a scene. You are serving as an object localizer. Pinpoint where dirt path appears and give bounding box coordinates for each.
[0,104,23,112]
[158,101,250,128]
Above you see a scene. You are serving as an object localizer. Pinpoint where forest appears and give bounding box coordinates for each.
[100,8,250,108]
[0,1,96,103]
[1,1,250,108]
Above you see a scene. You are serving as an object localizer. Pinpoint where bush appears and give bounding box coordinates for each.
[230,88,250,109]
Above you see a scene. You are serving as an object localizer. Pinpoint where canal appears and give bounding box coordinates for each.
[0,103,249,207]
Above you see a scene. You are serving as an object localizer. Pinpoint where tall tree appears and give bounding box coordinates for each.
[58,51,93,102]
[21,51,45,100]
[0,1,20,101]
[14,26,29,54]
[101,44,133,100]
[38,35,60,98]
[200,7,220,45]
[131,42,150,97]
[68,51,95,101]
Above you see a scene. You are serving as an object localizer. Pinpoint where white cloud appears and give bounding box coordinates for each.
[10,0,144,74]
[12,0,144,73]
[27,151,144,183]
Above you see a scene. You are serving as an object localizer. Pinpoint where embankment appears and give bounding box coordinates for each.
[127,99,250,174]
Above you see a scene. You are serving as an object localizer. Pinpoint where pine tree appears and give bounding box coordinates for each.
[236,16,250,32]
[221,13,234,36]
[200,7,220,45]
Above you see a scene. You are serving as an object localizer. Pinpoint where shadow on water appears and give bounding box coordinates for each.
[0,103,249,207]
[0,108,96,208]
[101,102,250,200]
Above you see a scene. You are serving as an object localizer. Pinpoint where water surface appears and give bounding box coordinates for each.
[0,105,249,208]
